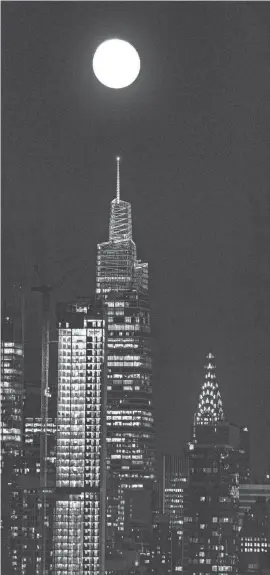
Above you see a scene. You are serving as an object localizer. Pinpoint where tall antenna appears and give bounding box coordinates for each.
[116,156,120,203]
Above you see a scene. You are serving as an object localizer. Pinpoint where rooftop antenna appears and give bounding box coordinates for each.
[116,156,120,203]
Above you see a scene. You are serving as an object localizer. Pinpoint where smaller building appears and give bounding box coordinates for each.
[239,497,270,575]
[163,454,187,573]
[19,416,57,574]
[239,485,270,524]
[150,513,172,575]
[163,454,187,540]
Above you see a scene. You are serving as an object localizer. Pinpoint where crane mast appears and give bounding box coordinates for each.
[32,285,52,575]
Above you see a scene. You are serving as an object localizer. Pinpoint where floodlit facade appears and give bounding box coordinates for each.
[53,300,107,575]
[96,159,155,557]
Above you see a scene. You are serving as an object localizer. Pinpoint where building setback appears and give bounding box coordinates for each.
[53,300,107,575]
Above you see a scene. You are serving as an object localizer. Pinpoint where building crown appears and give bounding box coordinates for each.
[194,352,225,425]
[109,157,133,242]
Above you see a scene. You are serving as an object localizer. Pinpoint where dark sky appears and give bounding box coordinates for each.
[2,2,270,476]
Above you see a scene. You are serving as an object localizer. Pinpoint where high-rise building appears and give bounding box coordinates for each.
[1,307,24,574]
[183,353,248,575]
[95,159,155,556]
[53,299,107,575]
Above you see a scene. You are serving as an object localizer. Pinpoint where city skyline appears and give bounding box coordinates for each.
[2,1,270,480]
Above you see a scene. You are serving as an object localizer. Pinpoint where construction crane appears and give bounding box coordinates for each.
[31,284,52,575]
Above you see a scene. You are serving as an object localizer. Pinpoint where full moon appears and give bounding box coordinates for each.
[93,39,140,89]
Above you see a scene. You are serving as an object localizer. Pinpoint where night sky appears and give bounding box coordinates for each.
[2,2,270,476]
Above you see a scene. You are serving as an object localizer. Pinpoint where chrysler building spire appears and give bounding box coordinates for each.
[195,352,225,425]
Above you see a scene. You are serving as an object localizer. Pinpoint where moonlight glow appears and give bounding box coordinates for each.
[93,39,140,89]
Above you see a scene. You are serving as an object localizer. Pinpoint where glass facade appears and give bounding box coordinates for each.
[53,301,107,575]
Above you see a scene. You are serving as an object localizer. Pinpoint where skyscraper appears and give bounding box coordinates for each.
[183,353,247,575]
[53,299,107,575]
[96,159,155,557]
[1,308,24,574]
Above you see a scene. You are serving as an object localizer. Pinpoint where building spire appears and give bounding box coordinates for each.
[116,156,120,203]
[194,352,225,425]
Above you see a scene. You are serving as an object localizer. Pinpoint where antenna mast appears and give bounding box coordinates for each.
[116,156,120,203]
